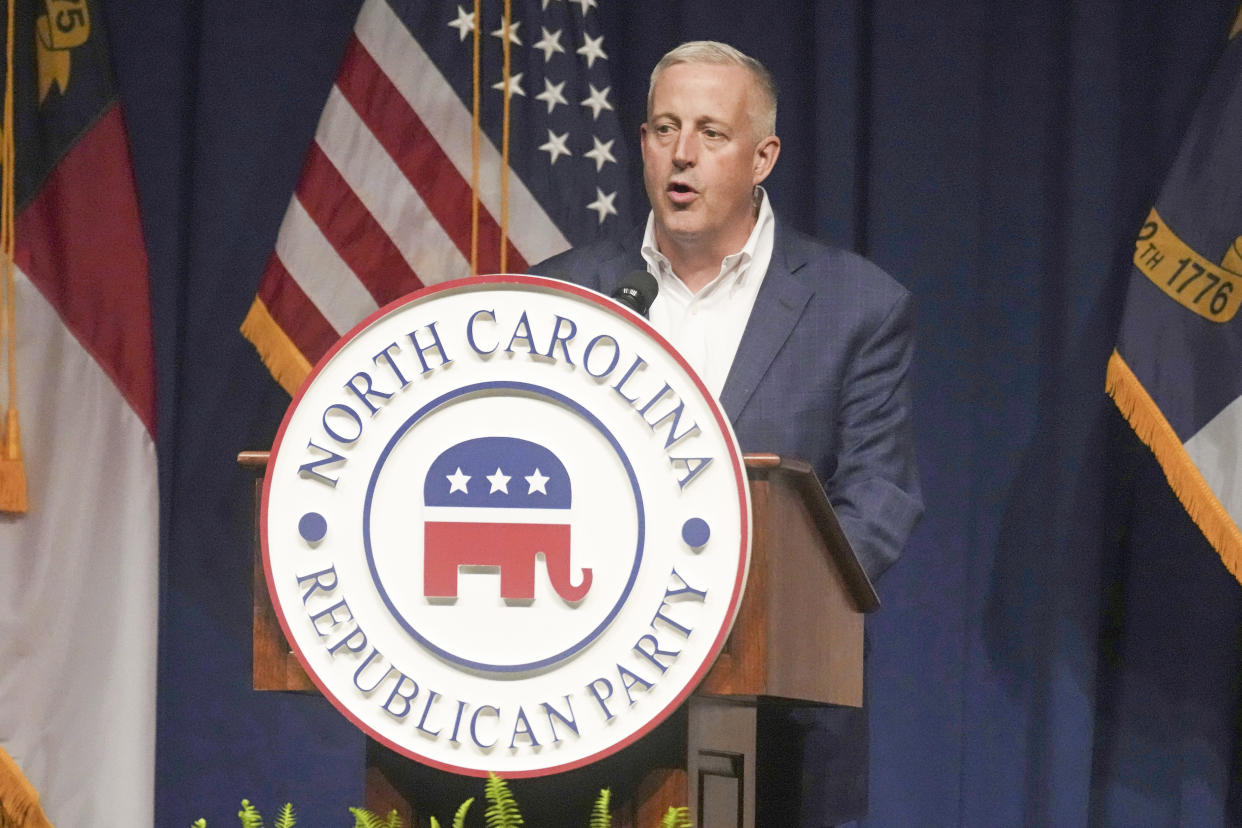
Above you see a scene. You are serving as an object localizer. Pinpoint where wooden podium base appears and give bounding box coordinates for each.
[689,697,755,828]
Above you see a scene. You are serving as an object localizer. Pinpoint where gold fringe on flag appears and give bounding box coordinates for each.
[1106,349,1242,582]
[240,297,312,396]
[0,0,26,514]
[0,746,53,828]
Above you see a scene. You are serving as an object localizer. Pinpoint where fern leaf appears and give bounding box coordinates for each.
[589,788,611,828]
[383,808,403,828]
[273,803,296,828]
[659,806,690,828]
[452,797,475,828]
[348,806,383,828]
[430,817,441,828]
[191,820,207,828]
[238,799,264,828]
[483,773,524,828]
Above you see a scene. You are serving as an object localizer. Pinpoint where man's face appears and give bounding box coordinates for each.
[641,61,778,257]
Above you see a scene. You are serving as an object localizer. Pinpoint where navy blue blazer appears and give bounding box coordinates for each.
[534,219,923,583]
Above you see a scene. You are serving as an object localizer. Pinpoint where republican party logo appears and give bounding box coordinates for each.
[262,276,750,777]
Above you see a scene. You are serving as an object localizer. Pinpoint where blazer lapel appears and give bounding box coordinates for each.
[718,226,814,421]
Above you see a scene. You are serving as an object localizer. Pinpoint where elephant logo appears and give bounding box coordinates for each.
[422,436,593,604]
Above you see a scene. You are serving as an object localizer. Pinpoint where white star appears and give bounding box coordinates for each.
[580,84,613,120]
[533,27,565,62]
[492,72,526,99]
[541,0,562,8]
[576,33,608,68]
[584,135,616,171]
[526,468,550,495]
[491,19,522,46]
[448,6,475,41]
[487,467,511,494]
[586,188,617,224]
[539,130,572,165]
[536,78,568,113]
[570,0,597,15]
[447,467,471,494]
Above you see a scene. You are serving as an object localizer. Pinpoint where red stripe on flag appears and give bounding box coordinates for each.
[297,142,425,303]
[335,35,528,274]
[15,104,156,437]
[258,256,341,365]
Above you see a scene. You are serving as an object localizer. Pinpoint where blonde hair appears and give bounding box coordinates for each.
[647,40,778,140]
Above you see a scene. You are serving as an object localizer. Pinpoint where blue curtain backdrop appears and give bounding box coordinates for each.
[96,0,1242,824]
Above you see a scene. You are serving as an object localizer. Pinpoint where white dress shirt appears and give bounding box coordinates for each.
[640,188,776,398]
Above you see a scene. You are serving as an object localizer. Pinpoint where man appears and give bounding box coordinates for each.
[534,41,923,824]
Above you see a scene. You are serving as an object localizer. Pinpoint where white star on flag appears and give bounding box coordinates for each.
[493,72,526,99]
[576,33,607,68]
[581,84,612,120]
[587,188,617,223]
[491,19,522,45]
[536,77,568,113]
[448,6,475,41]
[533,27,565,62]
[540,130,572,164]
[447,467,471,494]
[584,136,616,171]
[526,468,550,494]
[487,467,512,493]
[570,0,597,15]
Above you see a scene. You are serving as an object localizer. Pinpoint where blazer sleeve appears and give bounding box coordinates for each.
[828,287,924,582]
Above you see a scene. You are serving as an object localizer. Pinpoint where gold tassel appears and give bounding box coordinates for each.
[0,406,25,512]
[0,746,53,828]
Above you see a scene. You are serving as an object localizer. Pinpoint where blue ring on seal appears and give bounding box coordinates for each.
[363,381,645,674]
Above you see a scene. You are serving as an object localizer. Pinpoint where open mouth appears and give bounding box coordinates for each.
[667,181,697,204]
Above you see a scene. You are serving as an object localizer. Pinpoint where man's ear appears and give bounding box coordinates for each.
[752,135,781,185]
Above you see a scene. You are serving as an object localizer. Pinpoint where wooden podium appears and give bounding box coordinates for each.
[240,451,877,827]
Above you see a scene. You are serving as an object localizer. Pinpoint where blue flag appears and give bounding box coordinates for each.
[1108,12,1242,581]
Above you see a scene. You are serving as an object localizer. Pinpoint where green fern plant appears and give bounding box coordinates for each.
[237,799,264,828]
[659,805,691,828]
[430,796,474,828]
[191,778,680,827]
[347,806,402,828]
[588,787,611,828]
[483,772,524,827]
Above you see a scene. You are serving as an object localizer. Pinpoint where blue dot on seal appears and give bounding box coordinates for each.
[299,512,327,544]
[682,517,710,549]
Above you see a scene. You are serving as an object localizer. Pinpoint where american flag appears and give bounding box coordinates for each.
[243,0,629,394]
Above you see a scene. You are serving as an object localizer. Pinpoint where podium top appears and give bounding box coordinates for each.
[743,454,878,613]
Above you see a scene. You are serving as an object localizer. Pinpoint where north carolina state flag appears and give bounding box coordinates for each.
[0,2,158,825]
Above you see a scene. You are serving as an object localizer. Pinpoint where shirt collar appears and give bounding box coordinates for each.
[641,187,774,295]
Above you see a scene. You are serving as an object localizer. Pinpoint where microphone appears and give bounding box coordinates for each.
[610,269,659,318]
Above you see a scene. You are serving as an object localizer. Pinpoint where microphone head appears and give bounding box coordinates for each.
[610,269,659,317]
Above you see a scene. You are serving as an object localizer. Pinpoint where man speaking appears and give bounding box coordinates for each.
[535,40,923,824]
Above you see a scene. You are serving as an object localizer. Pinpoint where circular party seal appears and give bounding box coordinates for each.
[262,275,750,778]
